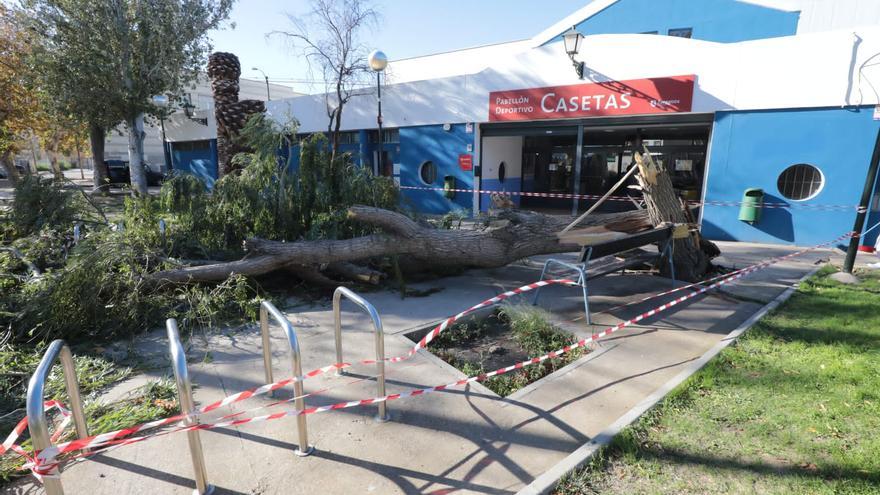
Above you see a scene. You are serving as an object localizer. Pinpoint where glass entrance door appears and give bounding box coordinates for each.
[521,135,577,212]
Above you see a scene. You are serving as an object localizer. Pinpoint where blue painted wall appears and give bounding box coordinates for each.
[399,124,475,214]
[170,139,218,189]
[702,107,880,247]
[548,0,799,43]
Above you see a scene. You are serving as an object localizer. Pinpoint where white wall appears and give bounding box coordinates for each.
[269,25,880,133]
[481,136,523,182]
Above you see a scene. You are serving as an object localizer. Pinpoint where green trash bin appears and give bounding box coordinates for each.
[738,188,764,224]
[443,176,455,199]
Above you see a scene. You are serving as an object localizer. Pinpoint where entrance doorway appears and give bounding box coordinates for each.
[480,117,712,215]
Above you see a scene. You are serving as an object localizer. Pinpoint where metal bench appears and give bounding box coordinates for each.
[533,225,676,325]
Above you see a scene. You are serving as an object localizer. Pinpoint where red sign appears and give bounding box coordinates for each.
[489,75,695,122]
[458,154,473,171]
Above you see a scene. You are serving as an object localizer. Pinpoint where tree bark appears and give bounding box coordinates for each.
[89,123,108,192]
[49,148,63,180]
[148,207,651,284]
[126,113,149,195]
[634,149,717,281]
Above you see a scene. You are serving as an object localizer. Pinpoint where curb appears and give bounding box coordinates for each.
[515,265,823,495]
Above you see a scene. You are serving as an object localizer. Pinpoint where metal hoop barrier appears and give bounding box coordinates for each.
[333,287,390,422]
[26,340,89,495]
[166,319,215,495]
[259,301,314,456]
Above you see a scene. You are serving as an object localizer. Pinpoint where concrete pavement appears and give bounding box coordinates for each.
[4,242,865,495]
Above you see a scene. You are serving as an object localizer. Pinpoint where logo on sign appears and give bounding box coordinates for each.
[488,75,695,122]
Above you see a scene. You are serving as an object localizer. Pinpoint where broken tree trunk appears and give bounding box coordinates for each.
[148,207,652,284]
[634,148,718,281]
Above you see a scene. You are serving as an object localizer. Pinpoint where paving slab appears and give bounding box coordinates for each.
[2,242,855,495]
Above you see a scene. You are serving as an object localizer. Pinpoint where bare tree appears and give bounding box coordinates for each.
[273,0,377,161]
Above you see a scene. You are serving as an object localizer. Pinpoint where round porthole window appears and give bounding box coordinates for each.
[498,161,507,184]
[419,161,437,185]
[777,163,824,201]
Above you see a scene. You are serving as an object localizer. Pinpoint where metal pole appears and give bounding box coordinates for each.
[260,304,274,397]
[159,116,171,172]
[561,163,640,234]
[264,75,271,102]
[376,71,383,176]
[332,287,389,422]
[166,319,213,495]
[844,129,880,273]
[571,124,584,216]
[26,340,89,495]
[259,301,312,455]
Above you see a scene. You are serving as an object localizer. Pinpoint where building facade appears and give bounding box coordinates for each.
[176,0,880,250]
[106,76,298,183]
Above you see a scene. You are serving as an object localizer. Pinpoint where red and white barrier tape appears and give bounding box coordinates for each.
[1,401,71,480]
[588,231,854,318]
[398,185,867,212]
[9,230,854,478]
[185,279,579,417]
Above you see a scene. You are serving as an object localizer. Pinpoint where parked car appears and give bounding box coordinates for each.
[0,163,28,179]
[144,163,167,187]
[103,159,130,187]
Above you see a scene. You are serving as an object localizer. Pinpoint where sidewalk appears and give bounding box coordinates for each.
[4,242,852,494]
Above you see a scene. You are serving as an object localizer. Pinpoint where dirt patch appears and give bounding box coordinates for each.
[406,305,587,396]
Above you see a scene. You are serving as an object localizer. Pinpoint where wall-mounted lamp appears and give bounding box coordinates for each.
[181,94,208,126]
[562,27,586,79]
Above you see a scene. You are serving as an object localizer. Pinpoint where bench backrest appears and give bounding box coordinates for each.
[579,225,674,262]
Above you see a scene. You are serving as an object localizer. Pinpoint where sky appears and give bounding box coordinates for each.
[209,0,587,94]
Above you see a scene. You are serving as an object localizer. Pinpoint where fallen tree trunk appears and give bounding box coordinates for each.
[148,207,652,284]
[634,148,719,281]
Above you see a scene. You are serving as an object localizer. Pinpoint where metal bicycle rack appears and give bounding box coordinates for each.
[333,287,390,422]
[166,319,215,495]
[259,300,313,456]
[26,340,89,495]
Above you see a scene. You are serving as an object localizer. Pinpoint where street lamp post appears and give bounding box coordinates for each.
[252,67,271,101]
[151,95,172,172]
[368,50,388,176]
[562,27,586,79]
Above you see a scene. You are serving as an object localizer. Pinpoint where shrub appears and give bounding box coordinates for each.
[8,176,84,238]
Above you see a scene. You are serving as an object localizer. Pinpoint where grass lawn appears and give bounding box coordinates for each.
[556,267,880,495]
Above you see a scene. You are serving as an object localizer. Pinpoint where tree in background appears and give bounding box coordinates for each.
[26,0,234,195]
[0,4,42,184]
[273,0,377,161]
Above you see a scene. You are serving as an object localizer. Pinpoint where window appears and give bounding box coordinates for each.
[174,140,211,151]
[777,164,824,201]
[668,27,692,39]
[641,30,658,35]
[419,161,437,185]
[338,131,359,144]
[498,161,506,184]
[370,129,399,144]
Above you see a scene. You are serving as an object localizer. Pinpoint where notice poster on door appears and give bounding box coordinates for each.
[458,154,473,171]
[489,75,695,122]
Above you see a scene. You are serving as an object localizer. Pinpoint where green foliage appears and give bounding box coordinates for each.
[500,303,578,355]
[427,305,583,397]
[161,117,400,258]
[6,226,258,343]
[8,175,82,237]
[26,0,234,138]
